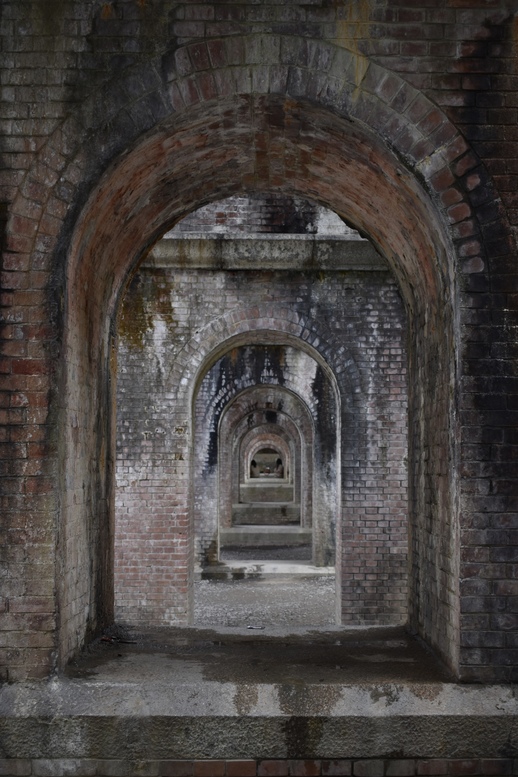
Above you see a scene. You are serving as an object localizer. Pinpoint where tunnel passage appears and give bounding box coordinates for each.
[232,426,296,527]
[238,435,295,529]
[2,8,514,686]
[223,392,311,533]
[194,345,337,570]
[115,195,408,628]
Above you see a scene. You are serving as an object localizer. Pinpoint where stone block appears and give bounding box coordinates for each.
[322,762,352,776]
[226,762,257,777]
[159,764,193,777]
[385,761,415,776]
[192,763,225,777]
[289,761,321,776]
[257,763,288,777]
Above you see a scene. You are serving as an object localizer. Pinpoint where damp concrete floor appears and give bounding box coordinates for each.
[3,575,518,762]
[65,575,451,686]
[65,622,451,687]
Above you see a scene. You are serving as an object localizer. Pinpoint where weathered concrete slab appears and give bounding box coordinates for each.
[239,484,295,503]
[147,235,388,271]
[196,560,334,581]
[1,627,516,761]
[232,503,300,525]
[221,526,312,546]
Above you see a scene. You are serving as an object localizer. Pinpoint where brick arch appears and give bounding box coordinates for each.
[41,35,490,672]
[10,34,497,339]
[10,33,495,287]
[181,310,349,409]
[215,387,316,539]
[243,433,292,485]
[193,346,339,571]
[220,391,315,532]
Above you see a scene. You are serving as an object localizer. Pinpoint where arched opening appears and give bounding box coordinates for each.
[114,191,408,629]
[247,446,286,480]
[62,91,457,672]
[191,336,340,626]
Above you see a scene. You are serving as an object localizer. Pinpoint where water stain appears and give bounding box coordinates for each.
[234,683,259,716]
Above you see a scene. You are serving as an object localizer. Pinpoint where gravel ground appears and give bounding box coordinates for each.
[194,575,337,627]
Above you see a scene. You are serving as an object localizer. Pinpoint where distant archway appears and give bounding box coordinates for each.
[194,346,339,572]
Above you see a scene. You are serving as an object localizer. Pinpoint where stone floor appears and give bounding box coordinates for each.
[65,622,453,685]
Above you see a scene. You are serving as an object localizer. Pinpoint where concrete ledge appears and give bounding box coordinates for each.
[1,626,517,762]
[0,680,517,761]
[239,484,295,503]
[232,504,300,525]
[1,759,518,777]
[197,561,334,580]
[221,526,311,547]
[147,236,388,271]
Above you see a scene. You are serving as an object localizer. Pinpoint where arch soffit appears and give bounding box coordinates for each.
[243,434,292,466]
[48,34,492,357]
[68,91,452,325]
[243,439,292,482]
[244,435,291,463]
[221,405,304,458]
[239,426,300,465]
[190,327,344,425]
[232,421,305,478]
[218,384,317,441]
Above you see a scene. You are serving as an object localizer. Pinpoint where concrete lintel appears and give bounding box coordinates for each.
[0,680,516,760]
[146,235,388,271]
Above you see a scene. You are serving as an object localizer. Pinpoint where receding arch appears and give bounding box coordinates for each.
[61,54,463,670]
[215,385,319,568]
[244,437,292,485]
[226,399,310,530]
[193,342,340,573]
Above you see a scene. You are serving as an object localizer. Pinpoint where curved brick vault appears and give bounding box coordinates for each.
[3,30,512,681]
[241,430,296,499]
[63,90,457,671]
[243,433,293,486]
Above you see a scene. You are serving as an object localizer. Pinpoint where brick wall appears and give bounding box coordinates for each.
[170,193,331,235]
[115,248,408,627]
[1,0,517,681]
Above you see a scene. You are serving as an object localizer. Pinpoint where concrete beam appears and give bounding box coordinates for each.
[147,235,388,271]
